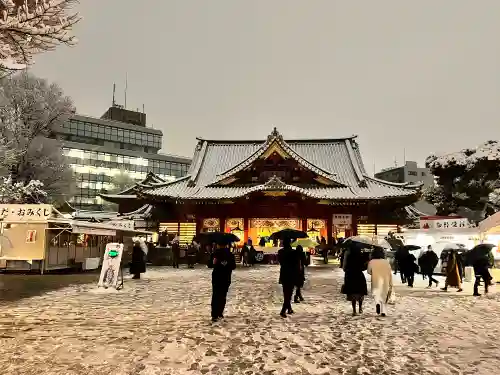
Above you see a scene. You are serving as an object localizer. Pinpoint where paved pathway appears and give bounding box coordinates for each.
[0,266,499,375]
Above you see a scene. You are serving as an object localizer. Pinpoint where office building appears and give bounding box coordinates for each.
[51,105,191,209]
[375,161,434,188]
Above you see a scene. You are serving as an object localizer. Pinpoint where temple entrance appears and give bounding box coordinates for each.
[248,218,301,246]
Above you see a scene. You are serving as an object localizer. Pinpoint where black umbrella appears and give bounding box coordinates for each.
[194,232,240,245]
[402,245,421,251]
[467,243,495,263]
[386,238,404,249]
[269,229,308,241]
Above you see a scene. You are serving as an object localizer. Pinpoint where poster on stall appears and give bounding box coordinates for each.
[98,243,124,289]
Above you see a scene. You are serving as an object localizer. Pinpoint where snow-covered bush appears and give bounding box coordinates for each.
[0,0,80,74]
[425,141,500,216]
[0,175,48,203]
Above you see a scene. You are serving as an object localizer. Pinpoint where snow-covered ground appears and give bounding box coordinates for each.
[0,266,499,375]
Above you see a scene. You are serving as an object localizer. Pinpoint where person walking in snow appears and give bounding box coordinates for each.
[210,242,236,322]
[130,240,147,279]
[341,244,368,316]
[419,245,439,288]
[278,238,301,318]
[367,248,393,317]
[441,251,463,292]
[294,245,307,303]
[401,251,417,287]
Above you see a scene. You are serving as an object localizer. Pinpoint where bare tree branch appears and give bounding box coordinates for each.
[0,0,81,74]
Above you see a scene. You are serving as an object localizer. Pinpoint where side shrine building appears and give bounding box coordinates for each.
[101,128,422,245]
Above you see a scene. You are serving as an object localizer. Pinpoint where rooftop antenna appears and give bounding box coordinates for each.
[124,72,128,109]
[394,156,397,167]
[373,162,376,176]
[142,104,145,113]
[403,148,406,164]
[112,83,116,106]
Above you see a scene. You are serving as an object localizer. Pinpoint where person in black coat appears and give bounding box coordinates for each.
[294,245,307,303]
[471,251,491,296]
[211,244,236,322]
[419,246,439,288]
[130,242,146,279]
[341,245,368,316]
[401,252,417,287]
[278,238,300,318]
[171,241,180,268]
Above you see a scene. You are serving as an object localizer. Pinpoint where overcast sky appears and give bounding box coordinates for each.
[32,0,500,174]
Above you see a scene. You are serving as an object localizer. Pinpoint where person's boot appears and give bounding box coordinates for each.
[473,286,481,296]
[299,295,305,302]
[280,310,287,318]
[376,304,381,315]
[294,295,300,303]
[287,307,294,314]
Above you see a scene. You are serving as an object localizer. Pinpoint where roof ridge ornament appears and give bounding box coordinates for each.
[264,175,286,189]
[267,126,283,142]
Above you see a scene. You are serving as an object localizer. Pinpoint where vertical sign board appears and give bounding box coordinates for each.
[98,243,124,289]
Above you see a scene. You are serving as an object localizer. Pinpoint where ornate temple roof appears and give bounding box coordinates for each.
[136,128,421,202]
[99,172,166,203]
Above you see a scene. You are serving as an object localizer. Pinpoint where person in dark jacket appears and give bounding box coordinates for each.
[472,251,492,296]
[171,241,180,268]
[294,245,307,303]
[249,244,256,267]
[278,238,300,318]
[419,246,439,288]
[211,243,236,322]
[394,247,408,283]
[401,252,417,287]
[130,242,146,279]
[241,243,250,267]
[320,237,328,264]
[341,244,368,316]
[187,242,197,268]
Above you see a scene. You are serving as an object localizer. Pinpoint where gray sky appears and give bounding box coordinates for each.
[32,0,500,173]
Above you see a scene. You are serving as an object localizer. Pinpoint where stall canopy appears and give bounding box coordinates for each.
[48,219,154,236]
[479,212,500,233]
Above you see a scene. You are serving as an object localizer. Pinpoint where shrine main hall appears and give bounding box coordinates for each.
[101,128,421,245]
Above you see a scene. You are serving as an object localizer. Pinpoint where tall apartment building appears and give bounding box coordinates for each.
[375,161,434,188]
[51,105,191,209]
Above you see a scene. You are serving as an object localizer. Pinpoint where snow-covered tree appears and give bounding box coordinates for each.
[0,0,80,75]
[425,141,500,217]
[0,175,47,203]
[0,72,76,204]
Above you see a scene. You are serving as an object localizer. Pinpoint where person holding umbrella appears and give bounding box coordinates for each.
[419,245,439,288]
[277,237,301,317]
[468,244,495,296]
[210,235,237,322]
[341,242,369,316]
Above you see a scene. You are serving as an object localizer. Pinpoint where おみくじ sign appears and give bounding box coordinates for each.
[0,204,52,222]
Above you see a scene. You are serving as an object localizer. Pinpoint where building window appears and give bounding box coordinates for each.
[421,171,426,176]
[408,171,418,176]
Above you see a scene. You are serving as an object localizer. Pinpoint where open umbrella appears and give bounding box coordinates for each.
[269,229,308,241]
[342,235,379,248]
[291,238,317,249]
[401,245,421,251]
[194,232,240,245]
[466,243,495,265]
[376,239,392,249]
